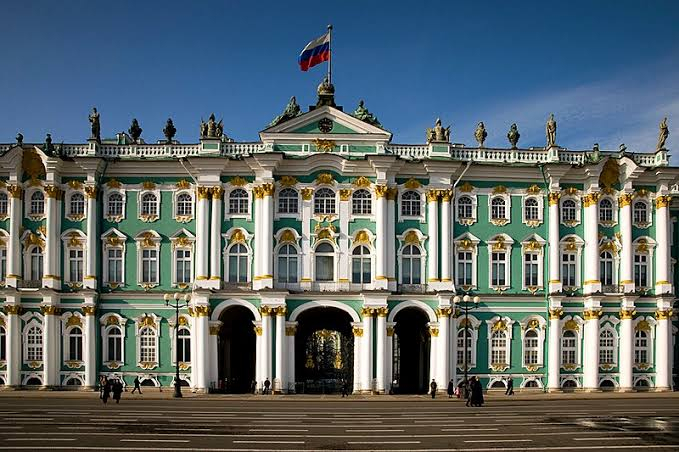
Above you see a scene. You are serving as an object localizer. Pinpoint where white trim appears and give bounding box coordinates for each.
[211,298,262,322]
[519,315,546,369]
[103,188,127,223]
[168,316,192,366]
[274,186,301,220]
[223,228,253,284]
[520,233,546,291]
[488,192,511,226]
[311,239,338,287]
[101,228,127,288]
[273,229,301,290]
[559,195,581,227]
[137,189,161,222]
[61,313,84,364]
[135,313,161,370]
[169,228,196,288]
[519,376,544,389]
[22,317,44,366]
[24,186,46,221]
[560,315,584,370]
[521,194,544,227]
[134,230,161,288]
[61,229,87,286]
[173,189,195,223]
[559,234,584,290]
[632,198,652,229]
[387,299,437,323]
[398,188,425,223]
[396,229,427,288]
[288,300,361,323]
[598,195,618,227]
[632,315,656,370]
[485,315,514,371]
[64,189,86,222]
[453,232,480,289]
[455,192,477,226]
[487,234,513,290]
[100,313,127,368]
[224,186,252,220]
[632,236,656,290]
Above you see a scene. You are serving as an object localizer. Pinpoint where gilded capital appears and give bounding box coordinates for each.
[260,306,274,316]
[4,305,22,315]
[194,305,210,317]
[439,189,453,202]
[619,309,636,320]
[618,193,633,208]
[436,307,453,318]
[360,307,374,318]
[582,192,600,207]
[209,325,222,335]
[374,185,389,199]
[285,326,297,336]
[211,186,224,200]
[656,195,672,209]
[44,185,61,199]
[339,189,352,201]
[196,186,211,200]
[40,305,61,316]
[274,306,287,316]
[428,326,439,337]
[386,187,398,200]
[655,309,673,320]
[7,185,22,198]
[260,183,275,197]
[375,306,389,317]
[300,188,313,200]
[352,326,364,337]
[583,309,602,321]
[82,306,97,316]
[548,192,560,206]
[84,186,98,199]
[426,189,439,203]
[548,308,563,320]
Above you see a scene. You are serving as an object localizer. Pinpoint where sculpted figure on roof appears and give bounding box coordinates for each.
[426,118,450,143]
[201,113,224,138]
[352,100,382,127]
[657,117,669,150]
[89,107,101,142]
[546,113,557,147]
[269,96,302,127]
[474,122,487,148]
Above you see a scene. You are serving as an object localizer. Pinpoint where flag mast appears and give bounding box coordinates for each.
[327,24,333,84]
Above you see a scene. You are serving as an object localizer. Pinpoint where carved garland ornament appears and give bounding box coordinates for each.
[353,176,371,188]
[315,172,335,185]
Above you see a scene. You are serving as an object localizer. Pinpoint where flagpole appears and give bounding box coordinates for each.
[327,24,333,84]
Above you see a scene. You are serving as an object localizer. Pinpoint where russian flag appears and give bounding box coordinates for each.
[298,32,330,72]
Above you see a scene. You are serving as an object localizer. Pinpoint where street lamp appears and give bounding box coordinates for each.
[164,291,191,398]
[453,293,480,389]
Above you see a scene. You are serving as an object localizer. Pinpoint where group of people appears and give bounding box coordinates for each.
[99,376,143,404]
[429,376,486,406]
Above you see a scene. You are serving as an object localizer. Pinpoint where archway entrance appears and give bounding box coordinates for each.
[295,307,354,394]
[392,307,430,394]
[218,306,256,393]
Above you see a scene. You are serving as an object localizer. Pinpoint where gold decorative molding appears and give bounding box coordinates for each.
[339,189,352,201]
[582,192,600,207]
[300,188,313,200]
[253,326,263,336]
[313,138,335,152]
[353,176,371,188]
[211,186,224,199]
[44,185,60,199]
[209,325,222,335]
[439,189,453,202]
[279,176,298,187]
[105,236,124,247]
[492,185,508,195]
[459,182,474,192]
[526,319,540,329]
[66,315,82,327]
[229,229,246,244]
[83,185,97,199]
[67,180,83,190]
[315,172,335,185]
[548,192,560,205]
[140,315,156,328]
[656,195,672,209]
[352,326,363,337]
[230,176,248,187]
[386,187,398,200]
[491,320,507,332]
[40,305,60,316]
[435,307,453,318]
[106,179,122,189]
[403,178,421,189]
[7,184,22,198]
[141,181,156,190]
[260,306,274,316]
[353,230,371,245]
[260,183,275,197]
[139,231,157,248]
[279,229,297,244]
[564,319,579,331]
[618,193,633,207]
[426,190,439,203]
[583,309,602,321]
[285,326,297,336]
[176,179,191,189]
[194,306,210,317]
[524,240,542,251]
[82,306,96,316]
[562,187,578,196]
[491,236,507,251]
[403,230,420,245]
[549,309,563,320]
[4,305,22,315]
[526,184,541,195]
[635,319,651,332]
[374,184,389,198]
[196,186,210,200]
[655,309,673,320]
[375,306,389,317]
[428,326,439,337]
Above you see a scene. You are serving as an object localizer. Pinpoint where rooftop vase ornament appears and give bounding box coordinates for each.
[316,75,336,108]
[129,119,143,143]
[89,107,101,143]
[15,132,23,146]
[163,118,177,144]
[474,122,487,148]
[657,117,669,150]
[546,113,557,147]
[352,100,382,127]
[426,118,450,143]
[269,96,302,127]
[507,123,520,149]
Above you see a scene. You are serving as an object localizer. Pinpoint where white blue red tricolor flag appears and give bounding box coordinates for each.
[298,32,330,71]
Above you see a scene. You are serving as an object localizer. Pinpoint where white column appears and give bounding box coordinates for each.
[375,308,387,393]
[208,321,222,390]
[286,322,296,393]
[449,315,457,384]
[427,190,439,287]
[41,305,59,387]
[655,308,673,390]
[618,309,634,391]
[440,191,453,289]
[338,190,351,289]
[6,186,22,287]
[274,307,286,392]
[583,193,601,294]
[582,310,600,390]
[300,189,312,290]
[548,193,561,292]
[375,186,388,289]
[655,196,672,294]
[261,307,273,384]
[386,189,397,291]
[253,192,262,285]
[193,305,210,392]
[360,308,373,392]
[547,308,562,391]
[43,187,59,289]
[619,194,634,292]
[259,184,274,289]
[5,304,21,387]
[83,187,97,289]
[352,323,362,393]
[429,323,438,389]
[195,187,210,287]
[436,308,450,388]
[209,187,223,289]
[83,305,97,389]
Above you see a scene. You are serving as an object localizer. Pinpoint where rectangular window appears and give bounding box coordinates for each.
[107,248,123,283]
[69,334,82,361]
[524,252,539,287]
[561,253,577,287]
[315,255,334,282]
[140,335,156,362]
[175,249,192,284]
[69,248,84,282]
[456,330,473,367]
[456,251,473,286]
[0,248,6,282]
[634,254,648,288]
[491,252,506,286]
[108,335,122,362]
[141,249,158,283]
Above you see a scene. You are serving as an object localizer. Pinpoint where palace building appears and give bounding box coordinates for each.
[0,80,676,393]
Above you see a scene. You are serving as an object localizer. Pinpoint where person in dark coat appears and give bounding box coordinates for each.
[505,376,514,396]
[447,379,455,398]
[341,379,349,397]
[465,378,473,406]
[250,380,257,394]
[112,379,123,404]
[131,376,142,394]
[471,377,484,407]
[263,378,271,395]
[102,379,111,404]
[430,379,437,399]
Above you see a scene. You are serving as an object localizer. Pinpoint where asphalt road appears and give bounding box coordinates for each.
[0,394,678,451]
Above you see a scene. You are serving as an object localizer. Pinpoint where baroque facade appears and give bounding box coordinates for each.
[0,83,677,393]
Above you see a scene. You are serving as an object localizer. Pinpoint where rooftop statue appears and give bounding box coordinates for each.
[200,113,224,139]
[352,100,382,127]
[269,96,302,127]
[657,117,669,150]
[507,123,520,149]
[15,132,23,146]
[89,107,101,143]
[43,133,55,156]
[584,143,602,164]
[426,118,450,143]
[129,118,143,143]
[163,118,177,144]
[546,113,557,147]
[474,122,487,147]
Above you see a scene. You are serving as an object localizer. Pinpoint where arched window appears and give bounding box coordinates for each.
[70,192,85,217]
[0,326,6,361]
[176,193,193,217]
[106,326,123,362]
[456,328,473,368]
[107,192,124,217]
[351,245,371,284]
[599,198,613,223]
[278,188,298,214]
[490,330,507,365]
[524,329,539,365]
[634,330,649,365]
[314,188,336,215]
[401,244,422,284]
[314,242,335,282]
[68,326,83,361]
[141,193,158,217]
[600,251,614,286]
[26,325,43,361]
[352,189,372,215]
[177,327,191,363]
[227,243,249,283]
[0,192,7,216]
[634,252,649,288]
[599,329,615,365]
[490,197,506,220]
[29,247,43,281]
[524,198,539,221]
[458,196,473,219]
[175,248,192,284]
[401,191,421,217]
[277,244,298,284]
[633,201,648,225]
[561,330,577,366]
[229,189,249,214]
[561,199,577,223]
[139,327,157,363]
[562,379,577,388]
[30,191,45,216]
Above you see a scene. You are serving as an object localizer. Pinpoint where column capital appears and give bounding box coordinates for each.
[582,192,600,207]
[40,305,61,316]
[44,185,62,199]
[274,306,287,316]
[360,306,374,318]
[428,324,439,337]
[618,193,633,207]
[84,185,98,199]
[548,192,561,205]
[339,189,352,201]
[352,325,364,337]
[7,185,22,198]
[656,195,672,209]
[439,189,453,202]
[82,305,97,316]
[436,307,453,318]
[583,309,602,321]
[426,189,440,203]
[374,185,389,198]
[548,308,564,320]
[3,304,22,315]
[619,309,636,320]
[196,186,211,200]
[211,186,224,200]
[300,187,313,200]
[285,325,297,336]
[260,305,275,316]
[655,309,673,320]
[386,187,398,200]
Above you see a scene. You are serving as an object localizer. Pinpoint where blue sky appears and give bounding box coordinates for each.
[1,0,678,154]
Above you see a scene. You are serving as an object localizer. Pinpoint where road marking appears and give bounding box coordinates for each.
[347,441,421,444]
[345,429,405,432]
[465,439,533,443]
[57,426,101,430]
[248,429,308,432]
[121,439,189,443]
[232,440,305,444]
[6,439,75,442]
[574,437,641,441]
[0,426,23,429]
[441,428,499,431]
[155,428,214,432]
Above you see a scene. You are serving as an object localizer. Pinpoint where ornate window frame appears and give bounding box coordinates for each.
[349,230,375,289]
[633,236,656,291]
[222,228,253,284]
[312,240,338,284]
[560,315,584,370]
[396,229,427,288]
[273,228,301,289]
[453,232,480,290]
[522,193,544,228]
[168,314,192,368]
[559,192,581,227]
[560,234,584,290]
[398,188,425,222]
[632,192,652,229]
[104,188,126,223]
[138,188,160,223]
[632,316,656,370]
[25,186,47,221]
[64,187,86,222]
[313,187,337,216]
[21,312,44,368]
[485,315,514,372]
[275,186,300,219]
[519,316,546,370]
[61,312,85,368]
[351,188,373,217]
[173,189,195,223]
[521,234,546,292]
[100,313,127,369]
[225,186,252,220]
[598,316,620,370]
[488,187,511,226]
[487,234,513,291]
[135,230,161,289]
[598,195,618,227]
[599,238,620,291]
[21,230,46,283]
[0,188,9,221]
[101,228,126,289]
[61,229,87,288]
[455,315,481,371]
[135,313,161,370]
[170,229,195,289]
[455,191,477,226]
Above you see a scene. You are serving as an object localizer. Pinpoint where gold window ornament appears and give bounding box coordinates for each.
[141,181,156,190]
[315,172,335,185]
[229,176,248,187]
[353,176,371,188]
[403,178,421,189]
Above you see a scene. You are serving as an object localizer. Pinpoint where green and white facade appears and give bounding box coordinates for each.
[0,85,677,393]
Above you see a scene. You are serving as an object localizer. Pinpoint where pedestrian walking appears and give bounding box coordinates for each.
[465,378,473,407]
[264,378,271,395]
[471,376,484,407]
[505,376,514,396]
[250,379,257,394]
[131,376,142,394]
[112,379,123,404]
[447,379,455,398]
[430,379,437,399]
[341,379,349,397]
[102,379,111,405]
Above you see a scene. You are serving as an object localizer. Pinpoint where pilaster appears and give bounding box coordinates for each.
[43,186,61,289]
[618,193,634,293]
[191,296,210,392]
[582,192,601,294]
[582,298,602,391]
[654,195,672,294]
[274,305,287,392]
[207,186,223,290]
[654,298,673,390]
[435,306,452,388]
[194,186,211,288]
[6,185,22,288]
[41,301,60,387]
[439,190,453,290]
[375,307,388,393]
[82,300,97,389]
[360,307,373,392]
[374,185,389,290]
[208,320,222,390]
[4,301,22,387]
[351,322,363,393]
[547,300,563,391]
[386,188,397,291]
[285,321,297,393]
[83,186,98,290]
[426,190,440,290]
[548,192,562,293]
[618,302,636,391]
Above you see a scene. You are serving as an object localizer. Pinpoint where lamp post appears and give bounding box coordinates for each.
[164,291,191,398]
[453,293,480,388]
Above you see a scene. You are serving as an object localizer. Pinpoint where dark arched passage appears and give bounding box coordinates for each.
[218,306,256,393]
[392,307,430,394]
